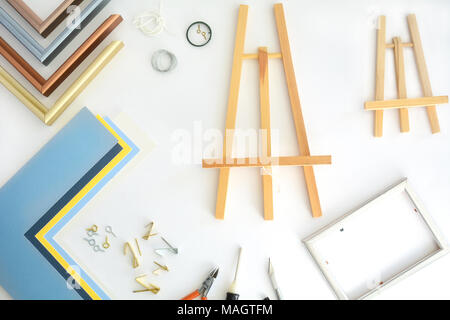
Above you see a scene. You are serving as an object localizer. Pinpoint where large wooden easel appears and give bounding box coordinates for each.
[365,15,448,137]
[202,4,331,220]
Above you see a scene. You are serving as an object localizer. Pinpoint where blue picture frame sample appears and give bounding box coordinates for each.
[0,0,110,66]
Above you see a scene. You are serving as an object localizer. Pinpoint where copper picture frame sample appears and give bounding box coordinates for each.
[0,0,110,65]
[0,14,122,96]
[0,40,124,125]
[6,0,83,38]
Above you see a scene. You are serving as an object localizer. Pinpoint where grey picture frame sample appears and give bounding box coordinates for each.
[0,0,110,65]
[303,178,448,300]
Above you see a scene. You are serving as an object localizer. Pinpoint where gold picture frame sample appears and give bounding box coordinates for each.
[0,41,124,125]
[6,0,84,38]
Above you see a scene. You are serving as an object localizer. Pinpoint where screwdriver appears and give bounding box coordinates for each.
[268,258,282,300]
[226,247,243,300]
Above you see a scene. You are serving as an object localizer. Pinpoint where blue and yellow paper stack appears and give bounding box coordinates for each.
[0,108,139,300]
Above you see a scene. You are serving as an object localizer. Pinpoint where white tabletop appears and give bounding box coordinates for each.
[0,0,449,300]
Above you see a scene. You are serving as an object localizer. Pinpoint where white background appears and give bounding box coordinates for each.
[0,0,449,300]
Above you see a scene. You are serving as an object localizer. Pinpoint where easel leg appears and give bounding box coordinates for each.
[375,16,386,137]
[407,14,440,134]
[215,5,248,219]
[393,37,410,132]
[258,47,274,220]
[274,3,322,218]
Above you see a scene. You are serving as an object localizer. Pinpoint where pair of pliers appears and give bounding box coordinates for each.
[182,267,219,300]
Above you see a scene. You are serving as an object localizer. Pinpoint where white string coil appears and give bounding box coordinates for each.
[133,1,167,36]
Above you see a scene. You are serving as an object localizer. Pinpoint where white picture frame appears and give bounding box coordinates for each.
[303,178,448,300]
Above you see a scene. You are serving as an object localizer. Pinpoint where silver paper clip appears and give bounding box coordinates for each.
[154,237,178,256]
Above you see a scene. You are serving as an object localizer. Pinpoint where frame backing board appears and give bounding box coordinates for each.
[303,179,448,300]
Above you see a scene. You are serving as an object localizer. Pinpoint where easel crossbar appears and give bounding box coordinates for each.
[365,96,448,110]
[203,156,332,168]
[242,52,282,59]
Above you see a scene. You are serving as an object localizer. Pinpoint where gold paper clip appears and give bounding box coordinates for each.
[135,238,142,256]
[124,241,140,268]
[134,274,160,294]
[154,237,178,256]
[152,261,169,275]
[142,222,158,240]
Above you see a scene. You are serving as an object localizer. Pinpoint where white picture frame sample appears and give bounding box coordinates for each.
[303,178,448,300]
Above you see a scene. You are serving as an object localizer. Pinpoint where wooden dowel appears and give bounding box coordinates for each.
[386,42,413,48]
[202,156,332,168]
[242,53,282,59]
[258,47,273,220]
[374,16,386,137]
[215,5,248,220]
[393,37,410,132]
[407,14,440,133]
[274,3,322,218]
[365,96,448,110]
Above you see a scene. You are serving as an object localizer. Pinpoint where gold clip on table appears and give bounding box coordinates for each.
[203,4,331,220]
[124,240,140,268]
[152,261,169,275]
[367,15,448,136]
[134,275,160,294]
[142,222,157,240]
[0,41,123,125]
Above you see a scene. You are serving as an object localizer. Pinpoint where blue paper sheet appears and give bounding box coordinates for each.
[0,108,118,299]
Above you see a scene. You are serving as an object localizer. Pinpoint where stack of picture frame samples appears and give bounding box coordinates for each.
[0,0,124,125]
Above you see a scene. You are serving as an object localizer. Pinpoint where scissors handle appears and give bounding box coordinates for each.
[182,290,200,300]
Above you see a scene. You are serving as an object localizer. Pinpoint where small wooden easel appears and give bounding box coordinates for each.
[365,14,448,137]
[202,4,331,220]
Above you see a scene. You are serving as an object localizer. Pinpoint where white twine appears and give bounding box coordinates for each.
[133,1,167,36]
